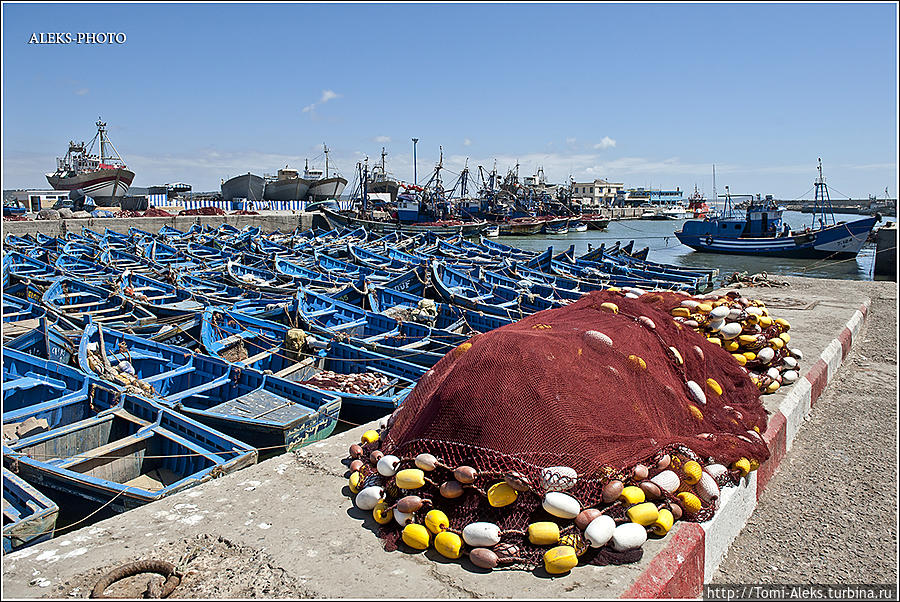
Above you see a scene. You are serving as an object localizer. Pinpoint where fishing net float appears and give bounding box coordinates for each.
[343,288,795,574]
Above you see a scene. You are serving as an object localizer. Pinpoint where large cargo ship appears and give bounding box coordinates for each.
[264,166,311,201]
[305,145,347,202]
[45,119,135,206]
[221,173,265,201]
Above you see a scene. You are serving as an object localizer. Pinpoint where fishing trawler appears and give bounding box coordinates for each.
[306,145,348,202]
[675,159,880,259]
[45,119,135,206]
[367,147,400,203]
[221,173,265,201]
[264,166,311,201]
[686,185,711,218]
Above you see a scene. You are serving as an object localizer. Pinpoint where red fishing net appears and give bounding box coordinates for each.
[347,289,772,572]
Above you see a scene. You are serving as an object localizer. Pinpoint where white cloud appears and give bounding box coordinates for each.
[373,136,391,143]
[463,138,472,146]
[302,89,342,115]
[593,136,616,150]
[74,88,89,96]
[566,137,577,145]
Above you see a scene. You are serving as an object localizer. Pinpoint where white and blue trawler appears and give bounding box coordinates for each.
[675,159,880,259]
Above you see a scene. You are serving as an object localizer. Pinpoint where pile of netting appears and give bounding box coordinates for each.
[178,206,225,216]
[670,293,802,394]
[342,289,773,574]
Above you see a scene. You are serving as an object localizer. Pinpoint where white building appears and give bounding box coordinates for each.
[571,179,624,209]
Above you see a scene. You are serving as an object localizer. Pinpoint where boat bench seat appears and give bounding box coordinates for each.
[328,318,368,332]
[143,364,196,384]
[55,432,149,469]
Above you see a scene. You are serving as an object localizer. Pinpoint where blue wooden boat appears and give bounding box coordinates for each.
[42,278,158,330]
[462,263,586,303]
[548,257,694,292]
[185,242,236,265]
[97,248,159,276]
[313,250,391,282]
[3,467,59,553]
[3,347,125,432]
[346,243,409,272]
[274,257,348,289]
[5,317,79,366]
[3,389,257,513]
[430,261,564,319]
[471,236,537,261]
[147,315,205,351]
[77,324,341,452]
[552,244,704,287]
[503,261,609,295]
[119,271,204,318]
[2,297,77,345]
[4,252,61,285]
[176,273,266,305]
[578,241,717,280]
[371,286,512,334]
[295,285,468,367]
[3,234,38,252]
[61,239,100,260]
[225,260,296,294]
[676,163,880,259]
[55,252,120,282]
[200,308,424,423]
[101,228,137,252]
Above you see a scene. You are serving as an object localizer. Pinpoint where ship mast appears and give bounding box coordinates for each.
[97,119,107,165]
[712,164,717,214]
[324,143,330,178]
[813,157,835,227]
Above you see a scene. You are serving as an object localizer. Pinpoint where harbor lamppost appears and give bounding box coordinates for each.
[412,138,419,185]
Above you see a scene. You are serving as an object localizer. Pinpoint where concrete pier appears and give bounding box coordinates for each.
[1,277,892,598]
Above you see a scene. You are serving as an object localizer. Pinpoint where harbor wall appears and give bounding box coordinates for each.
[1,212,324,238]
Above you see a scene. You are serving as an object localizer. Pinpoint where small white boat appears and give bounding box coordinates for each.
[483,224,500,237]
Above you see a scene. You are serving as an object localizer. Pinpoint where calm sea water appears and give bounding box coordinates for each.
[499,211,882,286]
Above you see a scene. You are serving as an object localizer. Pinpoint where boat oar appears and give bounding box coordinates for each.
[97,324,112,371]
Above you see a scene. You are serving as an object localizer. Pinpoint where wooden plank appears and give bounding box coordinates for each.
[55,433,146,467]
[243,346,281,365]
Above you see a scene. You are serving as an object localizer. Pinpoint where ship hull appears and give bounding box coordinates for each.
[264,178,312,202]
[308,177,348,202]
[675,216,879,259]
[221,174,265,201]
[368,180,399,203]
[45,168,134,206]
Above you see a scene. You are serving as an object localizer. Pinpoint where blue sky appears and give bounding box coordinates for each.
[2,2,897,199]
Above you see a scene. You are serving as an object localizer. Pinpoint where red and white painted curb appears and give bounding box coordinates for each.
[623,300,871,599]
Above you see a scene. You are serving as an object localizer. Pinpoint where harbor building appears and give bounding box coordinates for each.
[621,187,684,207]
[571,179,625,209]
